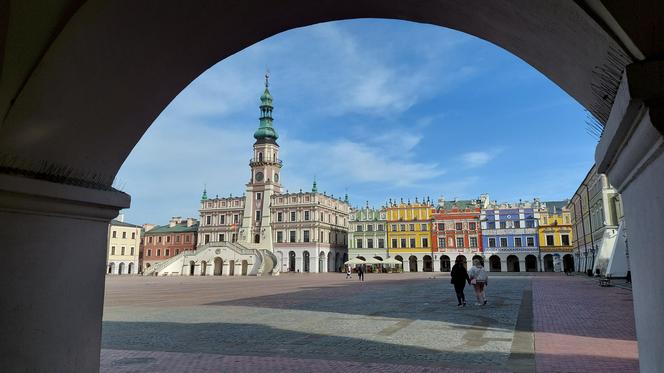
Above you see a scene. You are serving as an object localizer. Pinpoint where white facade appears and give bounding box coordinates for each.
[106,217,141,275]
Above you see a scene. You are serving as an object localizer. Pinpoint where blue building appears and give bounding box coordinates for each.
[481,201,541,272]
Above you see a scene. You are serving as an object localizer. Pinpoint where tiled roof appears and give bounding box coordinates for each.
[145,223,199,234]
[110,219,142,228]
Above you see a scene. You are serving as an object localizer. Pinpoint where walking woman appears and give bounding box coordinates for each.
[468,258,488,306]
[450,257,470,307]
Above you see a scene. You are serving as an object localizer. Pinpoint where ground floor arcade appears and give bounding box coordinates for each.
[274,247,347,273]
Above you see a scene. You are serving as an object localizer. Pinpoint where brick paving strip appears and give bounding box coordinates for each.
[532,274,639,373]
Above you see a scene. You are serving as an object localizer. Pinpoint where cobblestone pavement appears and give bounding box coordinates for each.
[100,272,638,372]
[532,274,638,373]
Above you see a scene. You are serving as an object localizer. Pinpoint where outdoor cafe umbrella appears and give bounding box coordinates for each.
[344,257,366,265]
[363,257,382,265]
[382,257,402,265]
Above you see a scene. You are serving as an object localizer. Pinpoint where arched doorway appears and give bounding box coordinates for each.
[525,255,538,272]
[254,234,260,244]
[228,260,235,276]
[334,252,340,272]
[507,255,520,272]
[543,254,554,272]
[563,254,574,273]
[118,262,125,275]
[319,252,325,273]
[456,255,467,269]
[189,261,195,275]
[303,251,310,272]
[128,263,134,274]
[200,261,207,276]
[440,255,451,272]
[489,255,502,272]
[409,256,418,272]
[327,252,333,272]
[213,257,223,276]
[241,260,248,276]
[107,263,114,274]
[472,254,483,266]
[288,251,296,272]
[423,255,433,272]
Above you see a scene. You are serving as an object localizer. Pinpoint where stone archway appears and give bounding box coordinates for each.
[213,257,223,276]
[423,255,433,272]
[525,255,538,272]
[440,255,451,272]
[563,254,575,273]
[456,255,467,269]
[128,263,134,274]
[507,255,520,272]
[289,251,296,272]
[319,251,325,273]
[189,261,195,276]
[241,260,249,276]
[200,261,207,276]
[543,254,555,272]
[303,251,310,272]
[489,255,502,272]
[118,262,125,275]
[408,256,418,272]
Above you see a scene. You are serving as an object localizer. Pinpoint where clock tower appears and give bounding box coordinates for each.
[239,73,282,248]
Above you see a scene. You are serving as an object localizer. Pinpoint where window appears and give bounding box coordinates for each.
[176,235,180,243]
[147,249,152,256]
[112,231,116,238]
[367,224,374,232]
[400,224,406,231]
[527,237,535,246]
[204,234,210,244]
[378,238,385,248]
[546,235,554,246]
[392,238,398,248]
[234,214,239,223]
[409,224,415,231]
[277,212,283,222]
[130,247,134,255]
[469,237,478,247]
[157,249,161,256]
[256,192,262,200]
[206,215,212,225]
[500,237,508,247]
[356,225,363,232]
[276,231,283,243]
[562,234,570,246]
[304,211,310,221]
[166,236,171,243]
[218,234,225,242]
[421,224,427,231]
[148,237,153,244]
[500,221,507,229]
[320,213,324,221]
[377,224,384,231]
[289,231,296,243]
[514,237,522,247]
[122,232,126,239]
[176,249,179,254]
[185,235,191,243]
[391,224,397,231]
[489,238,496,247]
[456,237,464,247]
[121,247,125,255]
[488,222,496,229]
[468,222,476,230]
[401,238,407,248]
[543,217,548,225]
[165,249,170,256]
[256,211,261,221]
[410,238,416,248]
[303,230,310,243]
[158,236,162,243]
[290,211,296,221]
[456,222,463,230]
[219,215,225,224]
[111,246,115,255]
[232,233,236,242]
[367,239,374,248]
[526,220,535,228]
[422,237,429,248]
[514,220,521,228]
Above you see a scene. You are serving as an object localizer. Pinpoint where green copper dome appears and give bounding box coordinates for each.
[254,74,279,141]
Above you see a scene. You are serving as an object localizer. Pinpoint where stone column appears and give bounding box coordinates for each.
[501,259,508,272]
[595,61,664,373]
[433,256,441,272]
[519,260,526,273]
[0,174,129,372]
[417,259,423,272]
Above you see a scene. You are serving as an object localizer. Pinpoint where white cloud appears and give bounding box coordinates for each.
[460,151,494,168]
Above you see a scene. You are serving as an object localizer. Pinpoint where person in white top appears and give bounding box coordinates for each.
[468,258,488,306]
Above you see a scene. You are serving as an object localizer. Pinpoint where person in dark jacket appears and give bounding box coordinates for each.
[450,257,470,307]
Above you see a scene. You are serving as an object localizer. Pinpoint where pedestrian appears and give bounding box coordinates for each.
[357,265,364,281]
[468,258,488,306]
[346,265,352,279]
[450,257,470,307]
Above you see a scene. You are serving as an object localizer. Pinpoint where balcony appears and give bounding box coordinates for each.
[249,158,283,167]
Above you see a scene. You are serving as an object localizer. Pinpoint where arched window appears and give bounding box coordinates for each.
[258,152,263,161]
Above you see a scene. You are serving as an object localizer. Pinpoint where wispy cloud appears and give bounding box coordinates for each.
[460,151,496,168]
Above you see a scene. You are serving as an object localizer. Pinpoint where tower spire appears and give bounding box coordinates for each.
[254,72,278,142]
[312,176,318,193]
[201,185,208,200]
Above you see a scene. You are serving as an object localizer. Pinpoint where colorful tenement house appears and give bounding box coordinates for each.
[348,204,388,262]
[141,217,199,270]
[431,195,489,272]
[106,216,142,275]
[537,200,574,272]
[481,200,541,272]
[386,198,434,272]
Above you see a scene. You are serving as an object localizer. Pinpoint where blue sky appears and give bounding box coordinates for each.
[115,19,596,225]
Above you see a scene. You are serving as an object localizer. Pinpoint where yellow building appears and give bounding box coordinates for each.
[538,201,574,272]
[386,198,434,272]
[107,217,142,275]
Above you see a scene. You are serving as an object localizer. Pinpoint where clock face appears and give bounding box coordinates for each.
[274,173,279,182]
[255,172,264,182]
